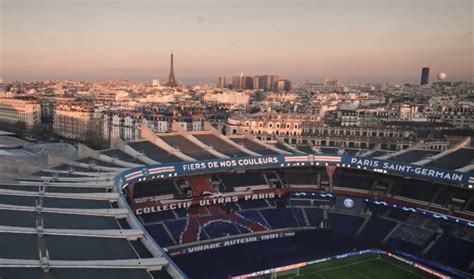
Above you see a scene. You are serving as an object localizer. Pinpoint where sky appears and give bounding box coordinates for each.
[1,0,473,83]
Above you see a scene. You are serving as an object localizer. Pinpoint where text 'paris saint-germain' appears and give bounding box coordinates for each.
[350,158,463,182]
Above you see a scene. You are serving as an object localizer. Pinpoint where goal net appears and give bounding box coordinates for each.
[270,267,300,278]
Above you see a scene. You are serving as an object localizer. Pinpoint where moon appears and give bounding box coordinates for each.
[437,72,447,80]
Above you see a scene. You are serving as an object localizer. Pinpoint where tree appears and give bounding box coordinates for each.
[84,118,106,149]
[30,123,55,140]
[13,121,27,136]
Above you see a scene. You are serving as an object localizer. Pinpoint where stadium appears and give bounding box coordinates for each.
[0,123,473,279]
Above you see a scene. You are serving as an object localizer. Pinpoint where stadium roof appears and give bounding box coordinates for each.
[0,151,185,278]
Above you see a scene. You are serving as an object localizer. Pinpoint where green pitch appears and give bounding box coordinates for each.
[256,253,439,279]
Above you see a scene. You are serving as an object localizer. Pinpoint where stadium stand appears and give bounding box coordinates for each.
[333,170,375,191]
[165,219,187,244]
[365,203,390,217]
[133,180,180,199]
[344,148,362,155]
[218,172,268,191]
[304,208,324,226]
[128,140,182,163]
[390,149,439,163]
[237,199,269,210]
[147,224,176,247]
[386,209,412,222]
[193,134,249,157]
[328,212,365,237]
[295,145,313,153]
[319,147,339,154]
[371,150,389,157]
[389,177,441,202]
[390,224,435,246]
[283,169,319,186]
[274,143,293,153]
[121,135,474,278]
[229,138,279,155]
[237,210,270,229]
[202,220,241,238]
[141,211,176,223]
[188,175,213,196]
[289,198,312,207]
[427,148,474,169]
[291,207,308,226]
[358,217,397,242]
[426,235,474,271]
[160,135,218,160]
[101,148,140,163]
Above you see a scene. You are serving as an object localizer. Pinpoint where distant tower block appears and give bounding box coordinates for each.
[420,67,430,85]
[217,76,226,88]
[166,52,178,87]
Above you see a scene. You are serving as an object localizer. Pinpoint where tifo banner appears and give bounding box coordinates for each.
[168,231,295,256]
[181,156,279,172]
[133,191,283,215]
[117,154,473,189]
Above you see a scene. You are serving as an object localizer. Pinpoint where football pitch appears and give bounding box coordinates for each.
[256,253,439,279]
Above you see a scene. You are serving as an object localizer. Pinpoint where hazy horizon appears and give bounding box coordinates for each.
[1,0,473,83]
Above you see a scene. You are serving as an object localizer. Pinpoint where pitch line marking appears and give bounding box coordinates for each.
[380,258,426,279]
[346,266,371,279]
[290,257,379,278]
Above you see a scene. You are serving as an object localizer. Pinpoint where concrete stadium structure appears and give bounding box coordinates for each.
[0,122,473,278]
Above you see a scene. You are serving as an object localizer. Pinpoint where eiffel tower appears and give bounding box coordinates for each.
[166,52,178,87]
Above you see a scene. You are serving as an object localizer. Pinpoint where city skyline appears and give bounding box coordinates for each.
[1,0,473,83]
